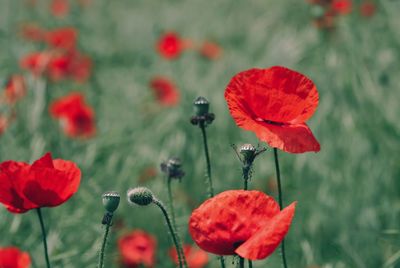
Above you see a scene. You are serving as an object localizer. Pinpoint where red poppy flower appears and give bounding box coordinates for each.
[20,52,52,77]
[50,0,70,18]
[0,115,8,135]
[199,41,222,60]
[118,230,156,268]
[169,244,208,268]
[0,152,81,213]
[360,1,376,17]
[3,75,26,104]
[225,66,320,153]
[156,32,191,60]
[67,52,92,83]
[45,27,77,50]
[189,190,296,260]
[0,247,31,268]
[331,0,352,14]
[50,92,96,138]
[20,23,45,42]
[149,76,180,106]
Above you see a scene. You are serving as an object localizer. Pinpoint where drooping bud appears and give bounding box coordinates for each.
[193,96,209,116]
[102,191,120,213]
[127,187,154,206]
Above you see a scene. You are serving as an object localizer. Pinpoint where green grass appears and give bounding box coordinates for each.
[0,0,399,267]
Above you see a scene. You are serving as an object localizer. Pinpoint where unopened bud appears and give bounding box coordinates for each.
[127,187,154,206]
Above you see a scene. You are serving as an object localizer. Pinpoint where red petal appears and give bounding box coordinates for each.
[235,202,296,260]
[189,190,280,255]
[225,66,318,124]
[31,152,54,168]
[0,247,31,268]
[242,119,320,153]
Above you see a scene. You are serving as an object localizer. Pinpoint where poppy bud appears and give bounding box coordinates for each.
[193,96,210,116]
[240,144,256,161]
[127,187,154,206]
[160,157,185,180]
[102,191,120,213]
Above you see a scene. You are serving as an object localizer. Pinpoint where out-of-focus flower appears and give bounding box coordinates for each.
[331,0,352,15]
[138,166,157,183]
[0,152,81,213]
[50,92,96,138]
[199,41,222,60]
[45,27,77,51]
[149,76,180,106]
[0,115,8,135]
[225,66,320,153]
[360,1,376,17]
[118,230,156,268]
[156,32,191,60]
[169,244,208,268]
[20,51,52,77]
[67,51,92,83]
[0,246,31,268]
[189,190,296,260]
[50,0,70,18]
[20,23,45,42]
[3,75,26,104]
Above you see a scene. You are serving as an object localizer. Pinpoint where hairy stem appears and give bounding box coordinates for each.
[273,148,288,268]
[98,221,111,268]
[36,208,51,268]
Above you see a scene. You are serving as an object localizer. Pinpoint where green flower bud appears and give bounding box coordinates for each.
[127,187,154,206]
[193,96,210,116]
[102,191,120,213]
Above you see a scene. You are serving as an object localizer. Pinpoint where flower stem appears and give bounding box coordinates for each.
[273,148,288,268]
[219,257,226,268]
[242,166,252,268]
[239,257,245,268]
[98,221,111,268]
[153,199,187,268]
[248,259,253,268]
[199,123,214,197]
[36,208,51,268]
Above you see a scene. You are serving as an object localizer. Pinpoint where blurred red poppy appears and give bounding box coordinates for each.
[20,52,52,77]
[225,66,320,153]
[118,230,156,268]
[50,0,70,18]
[189,190,296,260]
[0,246,31,268]
[199,41,222,60]
[45,27,77,50]
[0,115,8,135]
[0,152,81,213]
[149,76,180,106]
[331,0,352,14]
[156,32,191,59]
[3,75,26,104]
[360,1,376,17]
[50,92,96,138]
[20,23,45,42]
[169,244,208,268]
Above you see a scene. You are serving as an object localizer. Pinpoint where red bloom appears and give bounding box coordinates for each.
[199,41,222,60]
[4,75,26,104]
[45,27,77,50]
[0,247,31,268]
[118,230,156,268]
[20,23,45,42]
[20,52,52,77]
[360,1,376,17]
[149,76,180,106]
[50,92,96,138]
[156,32,190,60]
[331,0,352,14]
[0,152,81,213]
[169,244,208,268]
[189,190,296,260]
[67,52,92,83]
[225,66,320,153]
[50,0,70,18]
[0,115,8,135]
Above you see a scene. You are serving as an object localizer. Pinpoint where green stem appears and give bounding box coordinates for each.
[98,221,111,268]
[248,259,253,268]
[153,199,187,268]
[239,257,245,268]
[36,208,51,268]
[242,166,252,268]
[199,123,214,197]
[273,148,288,268]
[219,256,226,268]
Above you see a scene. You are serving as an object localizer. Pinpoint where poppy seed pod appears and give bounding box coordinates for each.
[102,191,120,213]
[161,157,185,180]
[193,96,210,116]
[127,187,154,206]
[239,144,256,161]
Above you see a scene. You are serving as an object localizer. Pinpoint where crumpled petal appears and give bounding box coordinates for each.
[235,202,296,260]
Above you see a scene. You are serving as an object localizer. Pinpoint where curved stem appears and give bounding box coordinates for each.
[98,221,111,268]
[273,148,288,268]
[153,199,187,268]
[199,123,214,197]
[36,208,51,268]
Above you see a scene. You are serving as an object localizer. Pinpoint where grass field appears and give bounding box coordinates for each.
[0,0,399,267]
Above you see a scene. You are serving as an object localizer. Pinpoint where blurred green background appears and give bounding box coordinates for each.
[0,0,399,267]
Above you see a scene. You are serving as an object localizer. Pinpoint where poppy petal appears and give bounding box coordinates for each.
[235,202,296,260]
[225,66,318,124]
[31,152,54,169]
